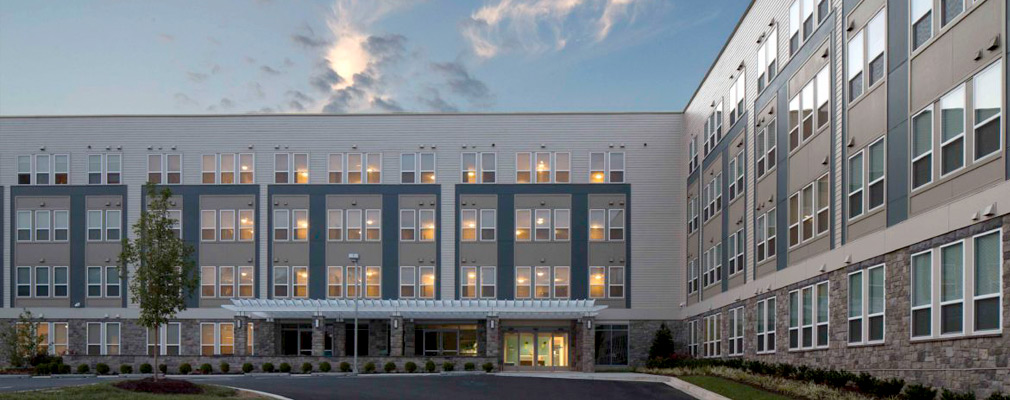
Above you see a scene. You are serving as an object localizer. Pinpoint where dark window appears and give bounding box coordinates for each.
[594,325,629,366]
[345,323,369,357]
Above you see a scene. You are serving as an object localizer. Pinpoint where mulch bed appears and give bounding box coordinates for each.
[113,378,204,394]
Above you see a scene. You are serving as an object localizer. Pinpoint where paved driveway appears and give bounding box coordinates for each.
[0,374,695,400]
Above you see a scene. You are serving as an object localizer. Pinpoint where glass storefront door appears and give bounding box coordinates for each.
[503,330,569,370]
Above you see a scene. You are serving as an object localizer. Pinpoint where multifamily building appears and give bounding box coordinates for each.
[682,0,1008,394]
[1,0,1008,393]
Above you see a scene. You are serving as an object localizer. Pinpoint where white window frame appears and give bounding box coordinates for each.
[972,60,1003,162]
[848,264,886,346]
[756,297,776,354]
[534,209,551,241]
[200,322,235,356]
[515,209,532,242]
[757,27,778,92]
[86,210,103,242]
[687,258,699,295]
[86,322,121,356]
[728,307,744,356]
[419,265,436,299]
[219,209,236,242]
[788,281,830,351]
[608,266,625,299]
[756,121,777,179]
[346,209,362,241]
[911,105,934,191]
[327,209,344,241]
[971,228,1003,335]
[553,266,570,299]
[419,209,436,242]
[939,84,967,177]
[461,209,477,242]
[238,209,254,241]
[688,320,699,357]
[328,153,345,184]
[588,152,626,183]
[479,209,496,241]
[703,313,721,358]
[202,210,217,242]
[554,209,570,241]
[364,209,381,241]
[400,209,416,242]
[327,266,344,298]
[516,266,533,299]
[147,322,183,356]
[400,266,417,298]
[273,209,290,241]
[461,152,496,183]
[589,266,606,299]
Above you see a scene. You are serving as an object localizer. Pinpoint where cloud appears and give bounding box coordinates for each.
[287,90,314,103]
[244,56,257,64]
[371,97,404,112]
[186,72,209,83]
[431,61,492,104]
[261,65,281,75]
[310,66,343,93]
[292,33,330,48]
[460,0,650,59]
[284,58,296,67]
[288,100,307,112]
[173,93,199,108]
[248,82,265,99]
[158,33,175,43]
[219,98,236,109]
[417,88,459,112]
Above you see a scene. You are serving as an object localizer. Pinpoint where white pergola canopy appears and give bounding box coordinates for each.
[223,299,606,321]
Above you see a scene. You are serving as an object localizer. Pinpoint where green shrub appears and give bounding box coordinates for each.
[775,363,796,379]
[319,362,331,372]
[120,364,133,374]
[405,362,417,373]
[942,389,977,400]
[647,322,676,361]
[76,364,90,374]
[96,363,110,375]
[58,364,71,374]
[199,363,212,374]
[482,362,494,373]
[464,362,475,371]
[262,362,275,373]
[364,362,376,373]
[904,384,938,400]
[384,362,396,373]
[986,392,1010,400]
[279,363,292,373]
[302,362,313,374]
[855,372,877,393]
[242,363,254,373]
[442,361,455,372]
[34,363,51,375]
[178,363,192,375]
[425,360,436,373]
[823,370,851,388]
[140,363,153,374]
[876,377,905,398]
[219,362,230,374]
[339,362,351,372]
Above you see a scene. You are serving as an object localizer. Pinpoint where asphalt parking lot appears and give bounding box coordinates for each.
[0,374,695,400]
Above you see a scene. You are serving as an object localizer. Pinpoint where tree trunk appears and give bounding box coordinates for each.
[153,328,160,381]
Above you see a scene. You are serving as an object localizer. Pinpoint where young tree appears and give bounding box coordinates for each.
[648,322,676,361]
[120,183,197,380]
[0,309,43,369]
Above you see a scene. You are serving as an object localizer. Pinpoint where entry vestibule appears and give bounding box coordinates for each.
[503,330,570,370]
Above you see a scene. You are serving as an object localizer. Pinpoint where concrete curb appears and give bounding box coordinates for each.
[663,376,732,400]
[218,384,293,400]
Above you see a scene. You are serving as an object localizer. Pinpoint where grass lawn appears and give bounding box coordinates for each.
[0,382,261,400]
[679,375,792,400]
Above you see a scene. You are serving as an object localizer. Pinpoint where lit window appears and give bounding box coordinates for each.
[219,210,235,241]
[419,209,436,241]
[460,209,477,241]
[327,266,344,298]
[365,209,381,241]
[328,209,343,241]
[515,209,531,241]
[346,209,362,241]
[516,266,532,299]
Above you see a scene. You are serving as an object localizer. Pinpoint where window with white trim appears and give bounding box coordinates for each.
[941,0,964,28]
[515,209,532,241]
[516,266,532,299]
[399,266,436,299]
[554,209,570,241]
[401,152,436,183]
[400,209,416,241]
[148,154,182,184]
[973,60,1002,161]
[31,322,69,355]
[201,322,235,355]
[272,266,309,299]
[728,307,744,356]
[757,27,778,92]
[687,258,699,295]
[201,265,253,298]
[755,208,777,262]
[346,209,362,241]
[15,266,68,298]
[274,153,309,184]
[461,266,496,299]
[688,137,698,173]
[788,173,829,247]
[17,154,69,185]
[703,242,723,288]
[461,152,496,183]
[327,209,343,241]
[728,70,746,127]
[461,209,477,241]
[911,228,1003,339]
[848,264,886,345]
[911,0,932,51]
[87,153,121,184]
[756,121,777,178]
[788,281,829,350]
[848,137,886,219]
[147,323,182,355]
[728,152,745,201]
[345,153,382,184]
[400,266,417,298]
[728,229,745,276]
[328,153,344,183]
[788,66,829,151]
[589,152,625,183]
[789,0,825,55]
[86,266,119,298]
[16,209,70,242]
[364,266,381,298]
[938,85,967,177]
[87,322,120,355]
[688,196,699,234]
[703,103,723,155]
[168,209,183,239]
[756,297,776,354]
[327,266,344,298]
[516,152,570,183]
[688,320,699,356]
[703,313,721,358]
[201,153,254,184]
[702,173,722,222]
[365,209,381,241]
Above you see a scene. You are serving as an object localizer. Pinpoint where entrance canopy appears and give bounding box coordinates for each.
[223,299,606,320]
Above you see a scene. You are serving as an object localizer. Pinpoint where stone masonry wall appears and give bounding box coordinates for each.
[682,216,1010,397]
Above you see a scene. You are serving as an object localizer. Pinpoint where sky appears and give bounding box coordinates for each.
[0,0,750,116]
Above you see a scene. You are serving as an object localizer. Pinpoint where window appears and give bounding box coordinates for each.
[364,266,380,298]
[327,266,344,298]
[32,210,51,241]
[589,209,605,241]
[516,152,532,183]
[789,0,824,55]
[534,209,551,241]
[911,0,932,51]
[201,153,253,184]
[148,154,182,184]
[86,322,120,355]
[461,266,496,299]
[702,173,722,222]
[687,258,699,294]
[516,152,570,183]
[756,297,776,353]
[973,60,1002,161]
[400,209,416,241]
[940,85,966,176]
[461,209,477,241]
[703,314,721,358]
[17,154,69,185]
[688,196,699,234]
[272,266,308,298]
[848,137,886,218]
[400,266,416,298]
[419,266,436,299]
[728,152,745,201]
[86,153,121,184]
[849,264,886,345]
[848,30,864,101]
[247,323,255,355]
[789,66,830,150]
[365,209,380,241]
[328,153,344,183]
[595,325,629,366]
[344,153,382,183]
[15,266,68,298]
[237,210,254,241]
[912,106,934,189]
[515,209,531,241]
[416,324,479,356]
[273,209,289,241]
[554,266,570,298]
[293,209,309,241]
[401,153,436,183]
[912,229,1003,339]
[461,152,496,183]
[148,323,182,355]
[756,208,777,262]
[589,266,606,298]
[941,0,964,27]
[15,267,30,297]
[346,209,362,241]
[16,211,31,241]
[218,210,236,241]
[479,209,495,241]
[729,307,744,356]
[516,266,532,298]
[200,266,252,298]
[32,322,69,355]
[554,209,570,241]
[202,210,217,241]
[609,266,625,298]
[757,28,778,92]
[419,209,436,241]
[688,137,698,173]
[866,11,886,87]
[167,210,182,238]
[87,210,103,241]
[703,242,723,288]
[703,103,724,155]
[728,229,745,276]
[788,281,829,350]
[788,174,829,247]
[589,152,625,183]
[200,323,235,355]
[274,153,309,184]
[789,1,801,54]
[201,266,217,297]
[85,266,119,298]
[728,70,746,127]
[518,265,570,299]
[105,210,121,241]
[327,209,344,240]
[238,266,254,297]
[688,320,699,356]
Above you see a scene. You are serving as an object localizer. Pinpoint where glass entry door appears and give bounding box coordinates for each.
[503,331,569,370]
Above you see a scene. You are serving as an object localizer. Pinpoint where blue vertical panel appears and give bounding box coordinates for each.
[570,192,588,300]
[308,192,326,299]
[70,192,86,306]
[182,189,202,308]
[721,145,731,292]
[886,0,910,226]
[381,193,399,299]
[496,192,515,300]
[776,86,790,271]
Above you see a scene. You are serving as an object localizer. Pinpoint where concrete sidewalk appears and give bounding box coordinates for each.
[494,371,729,400]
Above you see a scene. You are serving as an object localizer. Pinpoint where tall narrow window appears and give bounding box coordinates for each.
[911,0,932,51]
[461,209,477,241]
[609,266,625,298]
[515,209,531,241]
[292,210,308,241]
[202,155,216,184]
[535,152,551,183]
[34,210,51,242]
[366,153,381,183]
[608,209,625,241]
[347,153,363,184]
[554,209,570,241]
[400,209,416,241]
[911,250,933,337]
[419,209,436,241]
[940,0,963,28]
[940,85,966,176]
[327,266,344,298]
[848,151,864,218]
[729,307,744,356]
[866,11,885,87]
[756,298,776,353]
[35,154,50,185]
[481,153,496,183]
[609,152,625,183]
[400,266,416,298]
[274,154,289,183]
[327,209,343,241]
[973,60,1002,161]
[480,209,496,241]
[238,210,254,241]
[420,153,436,183]
[480,266,496,298]
[329,153,344,183]
[516,152,532,183]
[867,138,885,210]
[273,210,289,241]
[106,154,121,184]
[816,68,829,128]
[17,156,31,184]
[534,266,551,298]
[516,266,532,299]
[365,209,381,241]
[294,153,309,183]
[238,266,254,297]
[555,153,570,183]
[419,266,435,298]
[912,107,933,189]
[401,153,416,184]
[590,153,606,183]
[221,153,236,184]
[789,1,800,54]
[534,209,551,241]
[589,209,605,241]
[346,209,362,241]
[973,230,1001,332]
[462,266,477,299]
[940,242,964,335]
[554,266,570,298]
[462,153,479,183]
[239,153,254,183]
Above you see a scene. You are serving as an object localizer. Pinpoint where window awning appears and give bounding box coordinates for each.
[223,299,606,320]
